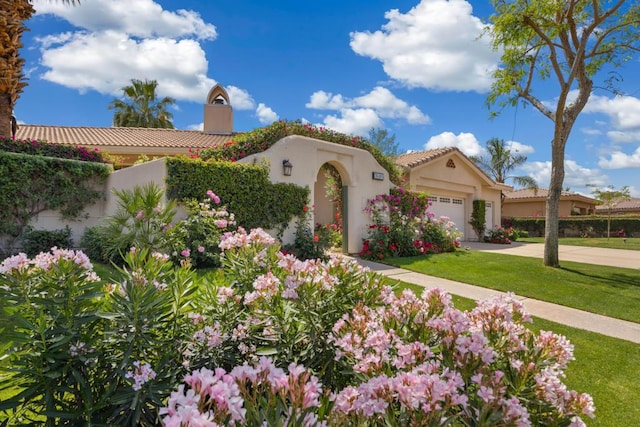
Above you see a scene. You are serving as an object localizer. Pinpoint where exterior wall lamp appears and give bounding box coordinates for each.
[282,159,293,176]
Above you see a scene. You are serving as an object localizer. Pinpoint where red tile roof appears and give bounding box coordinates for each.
[504,188,597,204]
[15,124,234,150]
[594,198,640,212]
[395,147,458,167]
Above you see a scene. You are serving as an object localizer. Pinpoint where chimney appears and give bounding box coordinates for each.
[203,84,233,135]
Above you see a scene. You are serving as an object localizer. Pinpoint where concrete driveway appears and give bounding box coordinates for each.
[464,241,639,270]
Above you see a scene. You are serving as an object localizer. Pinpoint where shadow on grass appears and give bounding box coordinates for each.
[560,266,640,289]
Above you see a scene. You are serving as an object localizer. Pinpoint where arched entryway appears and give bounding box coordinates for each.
[314,163,346,253]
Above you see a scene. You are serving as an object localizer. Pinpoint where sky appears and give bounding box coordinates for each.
[15,0,640,197]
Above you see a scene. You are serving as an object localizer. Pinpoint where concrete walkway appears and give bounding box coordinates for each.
[352,243,640,344]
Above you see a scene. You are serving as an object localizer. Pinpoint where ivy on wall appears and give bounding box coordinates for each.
[0,151,111,254]
[166,157,309,232]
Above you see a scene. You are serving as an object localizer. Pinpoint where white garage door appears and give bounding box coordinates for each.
[428,195,465,239]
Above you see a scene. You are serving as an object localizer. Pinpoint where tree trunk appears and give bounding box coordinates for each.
[544,135,567,267]
[0,94,11,138]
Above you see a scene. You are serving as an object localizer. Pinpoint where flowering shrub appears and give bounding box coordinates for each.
[485,226,519,244]
[360,187,461,260]
[166,190,237,268]
[0,136,108,163]
[328,288,595,426]
[1,223,593,425]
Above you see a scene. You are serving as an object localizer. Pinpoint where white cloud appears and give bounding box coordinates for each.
[307,86,430,135]
[424,131,483,156]
[598,147,640,169]
[321,109,383,136]
[256,103,279,124]
[506,140,535,155]
[522,160,608,189]
[32,3,260,110]
[186,122,204,131]
[226,86,255,110]
[585,94,640,131]
[33,0,216,40]
[350,0,499,92]
[39,31,215,101]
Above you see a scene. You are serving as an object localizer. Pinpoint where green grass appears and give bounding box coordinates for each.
[391,280,640,427]
[385,250,640,323]
[519,236,640,250]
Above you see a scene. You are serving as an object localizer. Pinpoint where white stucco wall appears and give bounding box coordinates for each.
[239,135,392,253]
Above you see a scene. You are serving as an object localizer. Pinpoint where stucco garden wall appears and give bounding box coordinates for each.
[239,135,392,253]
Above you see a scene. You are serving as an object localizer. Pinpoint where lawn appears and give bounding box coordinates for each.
[518,236,640,250]
[385,250,640,323]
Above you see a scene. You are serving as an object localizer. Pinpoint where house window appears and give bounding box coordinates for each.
[452,199,463,205]
[428,196,438,202]
[486,202,492,207]
[440,197,451,203]
[446,159,456,168]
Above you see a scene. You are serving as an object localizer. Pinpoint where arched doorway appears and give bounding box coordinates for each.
[314,163,345,253]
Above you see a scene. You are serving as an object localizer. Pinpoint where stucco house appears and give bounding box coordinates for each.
[502,188,597,217]
[14,84,506,245]
[396,148,511,239]
[594,198,640,215]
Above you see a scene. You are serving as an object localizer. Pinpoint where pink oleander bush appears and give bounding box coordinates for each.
[1,225,594,425]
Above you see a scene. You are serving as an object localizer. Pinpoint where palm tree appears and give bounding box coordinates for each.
[1,1,79,138]
[470,138,537,187]
[109,79,176,128]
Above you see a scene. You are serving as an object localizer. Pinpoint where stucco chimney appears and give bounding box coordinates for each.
[203,84,233,135]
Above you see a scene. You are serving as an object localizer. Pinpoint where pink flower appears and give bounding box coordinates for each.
[136,210,144,219]
[206,190,221,204]
[197,246,205,253]
[181,249,191,257]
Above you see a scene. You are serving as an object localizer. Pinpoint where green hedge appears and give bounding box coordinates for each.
[1,136,109,163]
[166,157,309,232]
[503,216,640,237]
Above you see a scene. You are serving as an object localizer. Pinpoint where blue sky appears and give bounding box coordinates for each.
[16,0,640,196]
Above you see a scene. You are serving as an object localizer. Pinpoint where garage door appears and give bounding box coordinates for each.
[485,201,494,230]
[428,195,465,239]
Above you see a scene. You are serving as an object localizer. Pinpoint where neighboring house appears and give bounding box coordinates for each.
[594,198,640,215]
[503,188,597,217]
[13,83,508,244]
[396,148,511,239]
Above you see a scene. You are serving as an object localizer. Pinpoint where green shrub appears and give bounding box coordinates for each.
[470,199,486,240]
[282,206,330,261]
[166,157,308,232]
[80,226,112,264]
[165,191,237,268]
[21,226,73,257]
[503,216,640,237]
